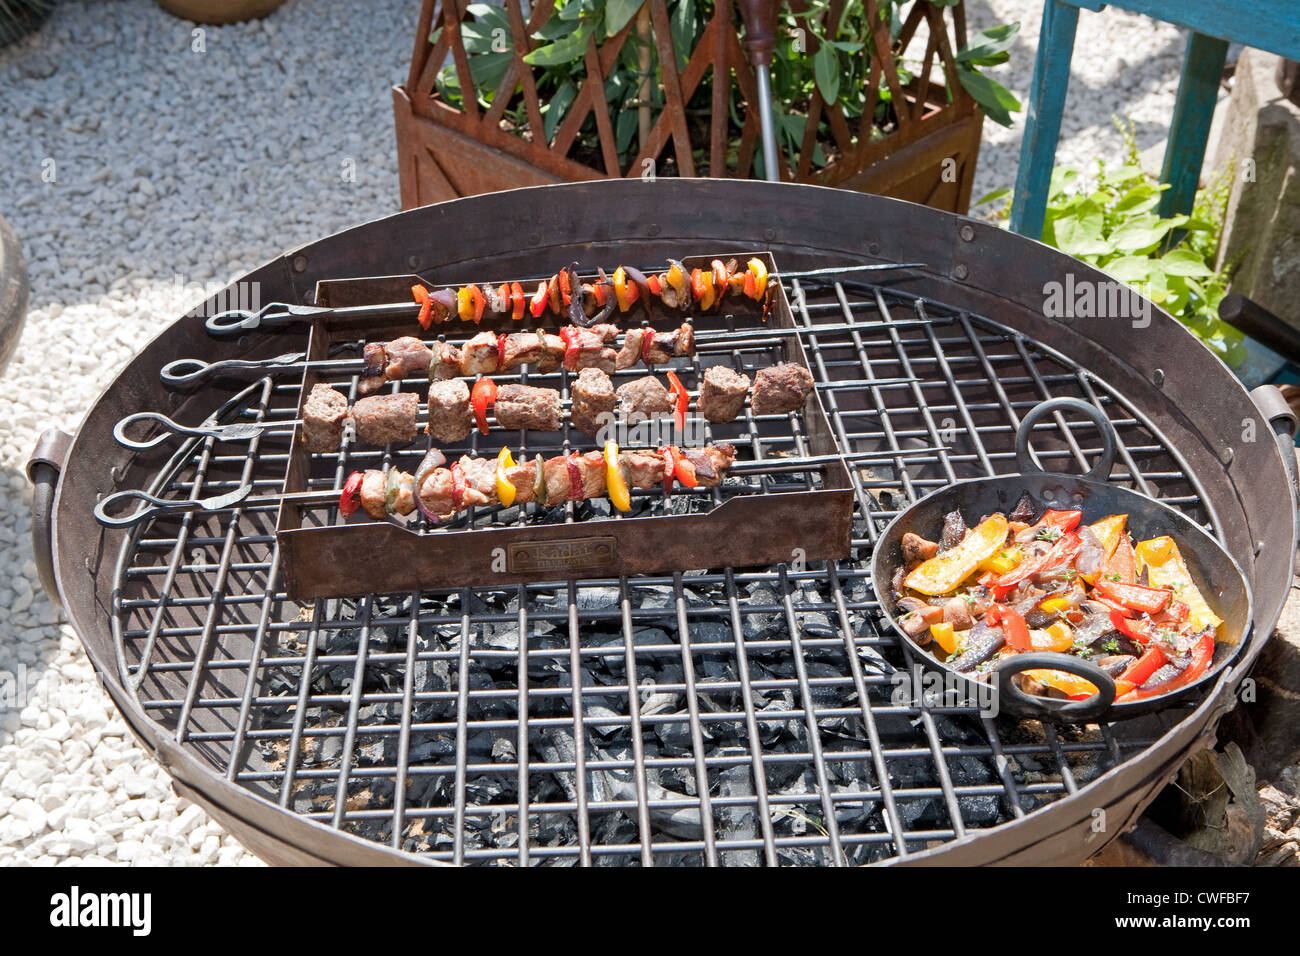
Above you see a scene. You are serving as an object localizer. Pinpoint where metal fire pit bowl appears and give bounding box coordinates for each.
[29,179,1298,866]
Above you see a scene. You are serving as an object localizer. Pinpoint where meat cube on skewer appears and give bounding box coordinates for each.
[428,341,462,381]
[697,365,751,423]
[358,342,388,396]
[352,393,419,446]
[461,331,500,376]
[543,451,607,506]
[457,455,497,505]
[534,333,566,373]
[503,458,538,505]
[571,367,616,437]
[621,448,667,489]
[426,379,472,445]
[616,375,673,418]
[562,326,619,373]
[500,331,549,370]
[383,336,432,380]
[681,442,735,487]
[615,324,695,369]
[302,383,349,452]
[359,469,416,518]
[494,384,562,431]
[750,362,814,416]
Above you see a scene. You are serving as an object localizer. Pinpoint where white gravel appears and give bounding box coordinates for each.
[0,0,1184,865]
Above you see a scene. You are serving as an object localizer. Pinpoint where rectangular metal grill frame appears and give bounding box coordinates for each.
[275,253,854,598]
[109,264,1217,866]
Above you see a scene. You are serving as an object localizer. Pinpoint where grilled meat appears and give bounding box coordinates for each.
[750,362,814,416]
[494,384,562,431]
[359,469,415,519]
[499,331,549,369]
[428,341,462,381]
[351,392,418,446]
[544,451,607,505]
[302,383,349,453]
[357,342,388,396]
[614,324,695,370]
[616,375,673,418]
[460,331,500,376]
[571,367,616,437]
[383,336,432,381]
[697,365,751,423]
[425,379,472,445]
[901,532,940,567]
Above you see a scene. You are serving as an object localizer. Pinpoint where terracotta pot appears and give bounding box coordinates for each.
[157,0,287,25]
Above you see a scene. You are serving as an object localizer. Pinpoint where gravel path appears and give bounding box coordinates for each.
[0,0,1187,865]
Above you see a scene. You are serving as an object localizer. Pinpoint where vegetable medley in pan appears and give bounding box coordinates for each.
[889,495,1224,703]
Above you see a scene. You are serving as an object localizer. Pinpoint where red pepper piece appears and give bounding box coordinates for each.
[412,285,432,330]
[558,268,572,307]
[566,454,584,501]
[1152,601,1189,625]
[1094,595,1134,618]
[1119,632,1214,701]
[986,604,1031,651]
[463,284,486,323]
[497,333,509,371]
[529,281,548,319]
[646,274,661,297]
[471,377,497,435]
[981,531,1081,597]
[497,283,510,315]
[1027,509,1083,536]
[669,446,697,487]
[690,268,706,303]
[1117,643,1167,689]
[560,327,580,372]
[665,370,688,433]
[1093,579,1173,615]
[640,327,656,365]
[510,281,525,321]
[339,471,364,517]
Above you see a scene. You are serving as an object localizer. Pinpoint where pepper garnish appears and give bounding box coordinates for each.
[745,257,768,300]
[640,326,657,365]
[412,284,433,330]
[339,471,364,517]
[560,327,581,372]
[471,377,497,435]
[529,280,548,319]
[613,267,635,313]
[510,280,525,321]
[986,604,1031,651]
[466,284,487,323]
[666,445,697,487]
[665,370,689,433]
[496,333,509,370]
[495,447,517,507]
[605,441,630,512]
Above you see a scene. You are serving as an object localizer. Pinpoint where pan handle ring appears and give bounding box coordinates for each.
[994,651,1117,722]
[1015,397,1117,482]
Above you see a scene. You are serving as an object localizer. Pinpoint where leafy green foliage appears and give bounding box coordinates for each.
[433,1,1020,175]
[979,119,1242,367]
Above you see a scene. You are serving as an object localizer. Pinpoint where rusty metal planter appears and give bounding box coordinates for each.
[394,0,983,213]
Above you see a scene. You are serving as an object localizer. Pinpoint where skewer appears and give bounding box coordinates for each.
[93,445,948,529]
[200,261,928,335]
[116,375,923,450]
[161,316,934,388]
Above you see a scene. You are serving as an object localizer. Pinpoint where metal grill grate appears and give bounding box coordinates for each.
[109,268,1215,865]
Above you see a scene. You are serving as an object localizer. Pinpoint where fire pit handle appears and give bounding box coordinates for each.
[93,485,255,530]
[27,428,72,602]
[994,651,1118,723]
[1015,397,1117,482]
[160,351,306,388]
[1249,384,1300,546]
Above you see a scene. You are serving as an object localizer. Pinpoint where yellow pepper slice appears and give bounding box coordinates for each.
[495,447,517,506]
[929,621,957,655]
[1135,536,1223,634]
[612,267,635,313]
[746,257,768,300]
[1029,622,1074,653]
[904,513,1008,595]
[979,546,1022,574]
[605,441,630,512]
[1023,669,1098,698]
[1038,595,1072,615]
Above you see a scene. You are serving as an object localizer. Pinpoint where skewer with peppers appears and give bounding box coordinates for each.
[338,442,737,523]
[409,257,773,330]
[891,495,1223,703]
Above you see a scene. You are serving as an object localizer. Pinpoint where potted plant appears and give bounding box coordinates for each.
[394,0,1020,212]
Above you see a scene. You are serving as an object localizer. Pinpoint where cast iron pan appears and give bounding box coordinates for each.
[871,397,1253,723]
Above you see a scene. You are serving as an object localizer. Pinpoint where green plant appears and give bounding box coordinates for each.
[975,119,1242,367]
[432,1,1020,176]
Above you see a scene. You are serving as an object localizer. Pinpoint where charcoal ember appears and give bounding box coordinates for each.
[654,714,696,754]
[638,688,681,716]
[598,746,703,840]
[653,765,696,798]
[355,738,389,766]
[687,621,732,647]
[592,814,641,864]
[575,586,623,610]
[717,754,761,867]
[407,734,455,763]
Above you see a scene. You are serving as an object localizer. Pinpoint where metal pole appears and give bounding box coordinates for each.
[739,0,781,182]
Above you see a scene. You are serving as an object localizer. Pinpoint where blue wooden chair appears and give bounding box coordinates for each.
[1009,1,1300,238]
